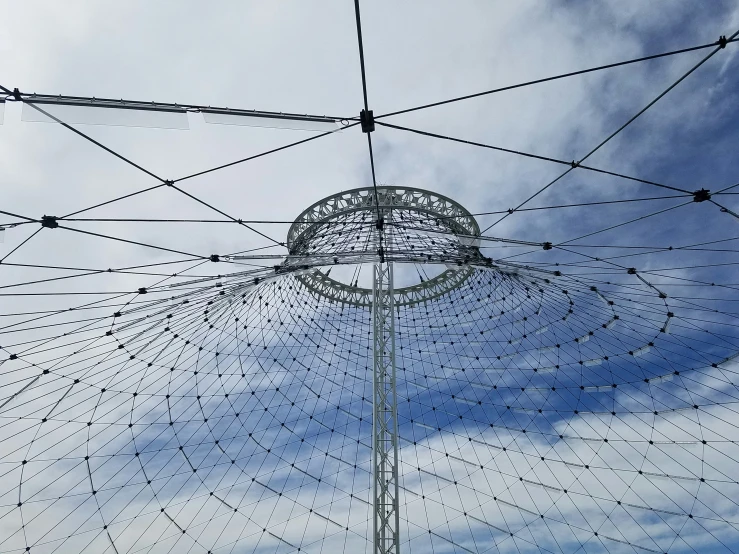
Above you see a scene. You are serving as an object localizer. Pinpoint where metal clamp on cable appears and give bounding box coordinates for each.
[693,188,711,202]
[360,109,375,133]
[41,215,59,229]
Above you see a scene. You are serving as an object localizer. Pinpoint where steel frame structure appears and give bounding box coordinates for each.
[0,13,736,554]
[285,185,485,553]
[287,186,480,248]
[371,255,400,554]
[294,264,475,307]
[285,185,485,312]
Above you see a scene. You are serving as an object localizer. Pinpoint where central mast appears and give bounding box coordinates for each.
[372,205,400,554]
[284,185,483,553]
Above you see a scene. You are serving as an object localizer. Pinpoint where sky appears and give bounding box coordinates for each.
[1,1,739,553]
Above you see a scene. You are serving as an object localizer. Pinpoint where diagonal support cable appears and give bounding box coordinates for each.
[481,28,739,233]
[0,84,166,183]
[376,37,738,119]
[375,121,691,194]
[164,182,283,246]
[0,86,349,249]
[172,123,356,183]
[353,0,381,218]
[56,224,208,259]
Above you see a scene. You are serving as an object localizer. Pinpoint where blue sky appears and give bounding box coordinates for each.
[1,2,739,553]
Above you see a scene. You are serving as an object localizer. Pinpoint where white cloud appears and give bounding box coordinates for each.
[1,1,738,553]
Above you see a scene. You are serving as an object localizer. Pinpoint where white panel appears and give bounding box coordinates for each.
[202,109,340,131]
[22,100,189,129]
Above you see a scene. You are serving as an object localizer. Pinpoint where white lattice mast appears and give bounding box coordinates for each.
[371,210,400,554]
[283,185,483,554]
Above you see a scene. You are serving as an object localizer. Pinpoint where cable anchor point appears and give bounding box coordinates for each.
[209,254,220,262]
[360,109,375,133]
[542,242,553,250]
[40,215,59,229]
[692,188,711,202]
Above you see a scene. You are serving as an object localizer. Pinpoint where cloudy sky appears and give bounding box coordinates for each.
[1,1,739,553]
[1,1,738,260]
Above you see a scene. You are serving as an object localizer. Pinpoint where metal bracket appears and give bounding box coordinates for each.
[693,188,711,202]
[361,109,375,133]
[41,215,59,229]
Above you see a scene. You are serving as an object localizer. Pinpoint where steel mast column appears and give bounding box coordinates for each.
[372,213,400,554]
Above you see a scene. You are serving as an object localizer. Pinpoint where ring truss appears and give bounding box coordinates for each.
[284,186,483,309]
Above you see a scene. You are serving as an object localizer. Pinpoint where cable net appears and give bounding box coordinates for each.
[2,17,738,554]
[2,242,738,553]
